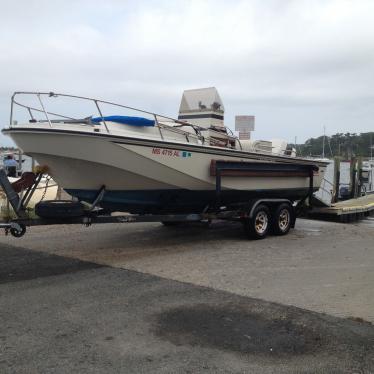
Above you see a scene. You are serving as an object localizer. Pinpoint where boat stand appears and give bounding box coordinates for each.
[0,168,45,236]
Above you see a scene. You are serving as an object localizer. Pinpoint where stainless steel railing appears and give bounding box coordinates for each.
[10,91,241,149]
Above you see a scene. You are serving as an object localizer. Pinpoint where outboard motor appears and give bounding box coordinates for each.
[178,87,225,129]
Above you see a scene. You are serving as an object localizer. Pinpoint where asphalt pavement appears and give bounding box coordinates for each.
[0,218,374,373]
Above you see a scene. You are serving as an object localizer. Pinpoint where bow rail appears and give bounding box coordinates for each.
[10,91,242,149]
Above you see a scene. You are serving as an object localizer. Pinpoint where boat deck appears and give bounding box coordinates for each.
[309,193,374,222]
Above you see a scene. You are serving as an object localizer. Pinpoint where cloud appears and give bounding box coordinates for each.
[1,0,374,145]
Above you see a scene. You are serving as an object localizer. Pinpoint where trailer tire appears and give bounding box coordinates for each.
[244,204,270,239]
[10,223,26,238]
[35,200,84,218]
[271,203,293,235]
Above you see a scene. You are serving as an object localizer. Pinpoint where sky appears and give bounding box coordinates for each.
[1,0,373,146]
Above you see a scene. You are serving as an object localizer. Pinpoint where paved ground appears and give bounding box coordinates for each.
[1,244,374,374]
[0,217,373,373]
[2,217,373,322]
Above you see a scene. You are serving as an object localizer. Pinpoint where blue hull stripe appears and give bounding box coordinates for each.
[66,188,314,214]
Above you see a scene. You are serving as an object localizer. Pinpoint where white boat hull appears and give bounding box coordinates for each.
[4,128,326,213]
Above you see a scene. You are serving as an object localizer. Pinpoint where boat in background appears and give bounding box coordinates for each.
[0,176,58,209]
[2,88,327,214]
[361,160,374,194]
[313,158,374,206]
[0,149,58,210]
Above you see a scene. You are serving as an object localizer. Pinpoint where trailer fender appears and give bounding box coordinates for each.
[248,199,292,219]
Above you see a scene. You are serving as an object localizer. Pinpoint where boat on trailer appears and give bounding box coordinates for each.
[2,88,327,215]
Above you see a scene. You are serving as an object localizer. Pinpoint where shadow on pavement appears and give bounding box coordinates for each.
[0,244,103,284]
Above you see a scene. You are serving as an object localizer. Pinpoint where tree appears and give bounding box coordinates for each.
[297,132,374,159]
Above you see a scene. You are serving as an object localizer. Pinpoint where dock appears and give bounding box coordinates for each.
[309,193,374,222]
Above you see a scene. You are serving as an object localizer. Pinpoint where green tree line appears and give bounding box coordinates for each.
[296,132,374,159]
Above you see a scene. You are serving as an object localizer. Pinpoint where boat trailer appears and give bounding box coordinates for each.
[0,161,317,238]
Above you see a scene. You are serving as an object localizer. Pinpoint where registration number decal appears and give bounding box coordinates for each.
[152,148,191,158]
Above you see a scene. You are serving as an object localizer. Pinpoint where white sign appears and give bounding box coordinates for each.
[239,132,251,140]
[235,115,255,132]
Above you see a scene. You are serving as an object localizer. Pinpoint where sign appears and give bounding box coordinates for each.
[235,115,255,132]
[239,132,251,140]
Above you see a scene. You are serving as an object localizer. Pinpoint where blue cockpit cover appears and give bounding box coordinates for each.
[91,115,155,127]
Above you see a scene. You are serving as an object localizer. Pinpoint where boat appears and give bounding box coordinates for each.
[1,88,328,214]
[0,176,58,217]
[0,149,58,209]
[362,160,374,194]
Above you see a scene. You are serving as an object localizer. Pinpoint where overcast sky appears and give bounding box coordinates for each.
[1,0,373,146]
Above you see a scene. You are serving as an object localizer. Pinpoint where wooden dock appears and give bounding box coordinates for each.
[308,193,374,222]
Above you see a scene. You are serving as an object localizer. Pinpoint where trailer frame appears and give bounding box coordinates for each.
[0,160,317,238]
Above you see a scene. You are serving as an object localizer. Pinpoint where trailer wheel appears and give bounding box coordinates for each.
[272,203,293,235]
[244,204,270,239]
[35,200,84,218]
[10,223,26,238]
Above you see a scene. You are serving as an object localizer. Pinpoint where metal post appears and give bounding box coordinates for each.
[357,157,363,197]
[17,150,22,176]
[308,167,314,207]
[350,158,357,199]
[9,93,15,126]
[333,157,340,203]
[94,100,109,133]
[154,114,164,140]
[27,108,35,121]
[37,94,52,127]
[215,167,222,209]
[21,173,43,208]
